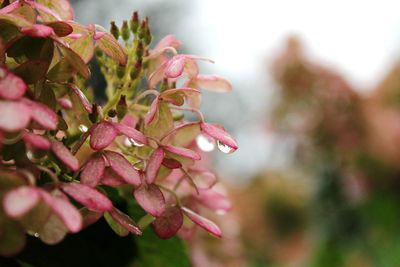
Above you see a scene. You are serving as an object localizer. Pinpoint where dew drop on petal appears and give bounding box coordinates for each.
[79,124,88,133]
[123,138,132,147]
[217,140,236,154]
[34,232,40,238]
[129,138,144,147]
[196,134,215,152]
[26,151,33,160]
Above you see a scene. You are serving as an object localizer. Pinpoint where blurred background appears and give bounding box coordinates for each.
[72,0,400,266]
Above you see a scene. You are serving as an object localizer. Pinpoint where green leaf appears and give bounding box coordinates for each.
[144,102,174,140]
[134,228,190,267]
[58,45,90,79]
[47,57,75,82]
[40,84,57,110]
[70,33,94,63]
[104,212,129,237]
[171,123,201,147]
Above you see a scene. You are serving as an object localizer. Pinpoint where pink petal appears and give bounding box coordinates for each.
[195,189,232,213]
[0,100,31,132]
[146,148,164,184]
[26,100,58,130]
[58,98,72,109]
[154,35,182,51]
[112,123,148,146]
[109,207,142,235]
[0,70,27,100]
[194,74,232,92]
[22,132,51,150]
[51,140,80,171]
[61,182,113,212]
[40,191,82,233]
[120,114,139,128]
[163,145,201,160]
[152,206,183,239]
[93,31,106,40]
[165,55,186,78]
[89,121,118,150]
[101,168,124,186]
[181,207,221,237]
[105,151,141,186]
[80,154,105,187]
[3,186,41,218]
[69,84,92,113]
[191,171,217,189]
[144,96,159,125]
[133,184,166,217]
[200,122,238,150]
[21,24,55,37]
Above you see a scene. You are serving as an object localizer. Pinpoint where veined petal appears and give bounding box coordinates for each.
[112,123,147,146]
[23,132,51,150]
[163,145,201,160]
[25,100,58,130]
[105,151,141,186]
[144,95,159,125]
[51,140,79,171]
[146,147,164,184]
[80,153,105,187]
[109,207,142,235]
[200,123,238,151]
[164,55,186,78]
[152,206,183,239]
[61,182,113,212]
[0,100,31,132]
[133,184,166,217]
[0,70,27,100]
[181,207,221,237]
[89,121,118,150]
[3,186,41,218]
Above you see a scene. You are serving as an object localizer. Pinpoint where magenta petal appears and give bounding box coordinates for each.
[165,55,186,78]
[152,206,183,239]
[163,145,201,160]
[0,100,31,132]
[144,96,159,125]
[200,122,238,150]
[51,140,80,171]
[23,132,51,150]
[61,182,113,212]
[0,70,27,100]
[109,207,142,235]
[27,100,58,130]
[3,186,40,218]
[69,84,92,113]
[21,24,55,37]
[162,158,182,169]
[112,123,147,146]
[146,148,164,184]
[40,191,82,233]
[105,151,141,186]
[80,154,105,187]
[133,184,166,217]
[181,207,222,237]
[89,121,118,150]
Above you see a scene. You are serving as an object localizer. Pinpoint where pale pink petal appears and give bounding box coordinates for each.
[51,140,80,171]
[40,191,82,233]
[93,31,106,40]
[61,182,113,212]
[105,151,141,186]
[89,121,118,150]
[109,207,142,235]
[58,98,72,109]
[112,123,148,146]
[22,132,51,150]
[80,154,105,187]
[152,206,183,239]
[163,145,201,160]
[183,58,199,78]
[3,186,40,218]
[26,100,58,130]
[0,100,31,132]
[200,122,238,150]
[133,184,166,217]
[120,114,139,128]
[194,74,232,92]
[144,96,159,125]
[0,70,27,100]
[154,35,182,51]
[195,189,232,213]
[191,171,217,189]
[181,207,221,237]
[21,24,55,37]
[165,55,186,78]
[146,147,164,184]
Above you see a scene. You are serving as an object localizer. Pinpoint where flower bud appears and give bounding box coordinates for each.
[107,109,117,118]
[130,59,142,80]
[144,25,152,45]
[117,95,127,120]
[130,11,139,34]
[89,103,100,123]
[138,20,146,39]
[136,40,144,59]
[110,21,119,40]
[116,64,125,79]
[121,20,130,41]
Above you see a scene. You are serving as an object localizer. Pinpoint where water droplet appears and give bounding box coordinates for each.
[123,138,132,147]
[78,124,88,133]
[129,138,144,147]
[26,151,33,160]
[33,232,40,238]
[196,134,215,152]
[217,140,236,154]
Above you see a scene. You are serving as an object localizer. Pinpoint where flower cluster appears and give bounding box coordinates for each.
[0,0,237,256]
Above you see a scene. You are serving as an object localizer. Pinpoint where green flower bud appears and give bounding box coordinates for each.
[117,95,127,120]
[110,21,119,40]
[121,20,130,41]
[130,11,139,34]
